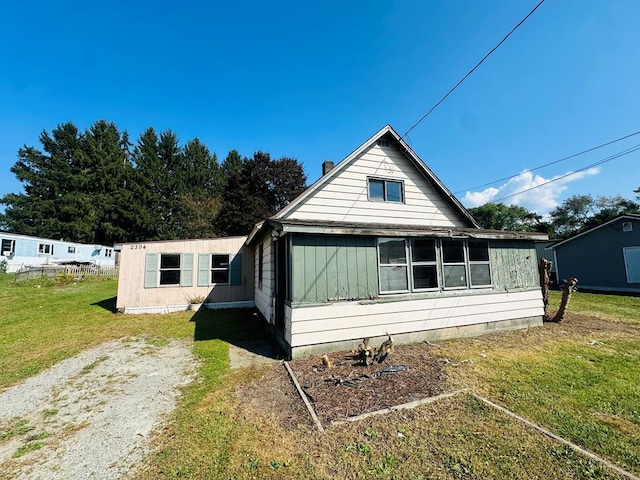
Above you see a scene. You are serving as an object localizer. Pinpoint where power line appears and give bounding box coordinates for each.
[489,144,640,204]
[454,129,640,194]
[402,0,545,139]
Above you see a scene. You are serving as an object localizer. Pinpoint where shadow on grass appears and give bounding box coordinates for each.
[192,307,285,360]
[91,296,117,313]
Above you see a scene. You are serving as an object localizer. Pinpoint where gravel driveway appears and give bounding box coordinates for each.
[0,337,198,479]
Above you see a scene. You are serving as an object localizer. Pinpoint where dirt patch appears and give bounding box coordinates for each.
[0,337,198,480]
[239,313,640,429]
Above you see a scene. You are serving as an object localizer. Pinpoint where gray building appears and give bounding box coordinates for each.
[549,214,640,293]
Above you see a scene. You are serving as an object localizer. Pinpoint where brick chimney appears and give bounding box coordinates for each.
[322,161,334,176]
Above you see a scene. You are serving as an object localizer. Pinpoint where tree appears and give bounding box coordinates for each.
[0,121,134,245]
[468,203,542,232]
[215,152,306,236]
[550,194,640,239]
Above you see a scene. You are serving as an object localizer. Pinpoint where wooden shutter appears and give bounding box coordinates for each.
[144,253,158,288]
[198,253,210,287]
[230,254,242,285]
[181,253,193,287]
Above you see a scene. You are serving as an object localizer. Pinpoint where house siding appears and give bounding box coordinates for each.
[254,233,274,323]
[116,236,254,313]
[554,217,640,292]
[280,141,467,227]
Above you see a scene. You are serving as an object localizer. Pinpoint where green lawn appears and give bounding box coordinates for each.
[1,273,638,479]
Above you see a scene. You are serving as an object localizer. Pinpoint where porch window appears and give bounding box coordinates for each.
[468,240,491,287]
[411,238,438,290]
[368,178,404,203]
[378,238,409,293]
[159,254,181,285]
[442,240,467,289]
[211,254,230,284]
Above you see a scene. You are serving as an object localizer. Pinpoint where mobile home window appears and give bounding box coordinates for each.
[411,239,438,290]
[105,248,113,258]
[1,239,15,255]
[159,254,181,285]
[378,238,409,293]
[368,178,404,203]
[211,254,230,284]
[68,246,76,254]
[39,243,54,255]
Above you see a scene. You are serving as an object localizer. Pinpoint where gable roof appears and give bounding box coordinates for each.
[272,125,480,228]
[549,213,640,249]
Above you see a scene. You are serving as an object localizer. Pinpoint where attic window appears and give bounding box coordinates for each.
[378,140,389,147]
[368,178,404,203]
[622,221,633,232]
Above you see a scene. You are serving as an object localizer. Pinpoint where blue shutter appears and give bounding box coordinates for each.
[181,253,193,287]
[230,254,242,286]
[144,253,158,288]
[198,253,210,287]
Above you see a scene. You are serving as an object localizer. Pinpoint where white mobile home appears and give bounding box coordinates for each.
[0,232,115,273]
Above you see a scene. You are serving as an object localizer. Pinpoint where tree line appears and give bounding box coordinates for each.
[0,120,306,245]
[469,190,640,239]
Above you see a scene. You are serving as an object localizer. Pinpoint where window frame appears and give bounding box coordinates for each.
[211,254,230,285]
[377,238,493,295]
[1,239,15,255]
[38,243,54,255]
[159,253,181,286]
[377,238,410,294]
[367,177,405,203]
[410,238,440,292]
[104,248,113,258]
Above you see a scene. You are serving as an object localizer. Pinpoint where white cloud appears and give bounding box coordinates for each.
[462,167,600,215]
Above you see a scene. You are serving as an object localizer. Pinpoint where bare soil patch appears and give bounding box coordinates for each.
[239,312,640,429]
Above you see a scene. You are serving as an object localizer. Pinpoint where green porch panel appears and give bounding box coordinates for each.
[489,240,538,290]
[291,234,377,303]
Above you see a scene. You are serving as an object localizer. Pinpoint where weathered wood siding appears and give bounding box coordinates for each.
[291,234,377,303]
[280,141,467,227]
[289,289,543,348]
[254,232,274,323]
[489,240,539,290]
[290,236,539,303]
[554,217,640,292]
[116,236,254,312]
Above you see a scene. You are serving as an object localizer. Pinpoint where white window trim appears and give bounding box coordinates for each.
[377,238,493,295]
[377,238,410,294]
[410,238,440,292]
[1,239,15,256]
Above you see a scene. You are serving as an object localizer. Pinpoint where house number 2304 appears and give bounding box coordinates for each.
[131,245,146,250]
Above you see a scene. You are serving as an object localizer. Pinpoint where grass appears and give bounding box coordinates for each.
[1,273,639,479]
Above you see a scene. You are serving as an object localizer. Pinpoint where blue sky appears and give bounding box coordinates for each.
[1,0,639,217]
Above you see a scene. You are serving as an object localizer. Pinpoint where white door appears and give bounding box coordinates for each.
[623,247,640,283]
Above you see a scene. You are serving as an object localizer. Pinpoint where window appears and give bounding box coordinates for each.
[468,240,491,287]
[377,238,492,294]
[378,239,409,293]
[368,178,404,203]
[442,240,467,289]
[39,243,54,255]
[411,239,438,290]
[211,254,230,284]
[1,239,15,255]
[378,140,389,147]
[159,254,181,285]
[68,246,76,254]
[105,248,113,258]
[258,242,264,286]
